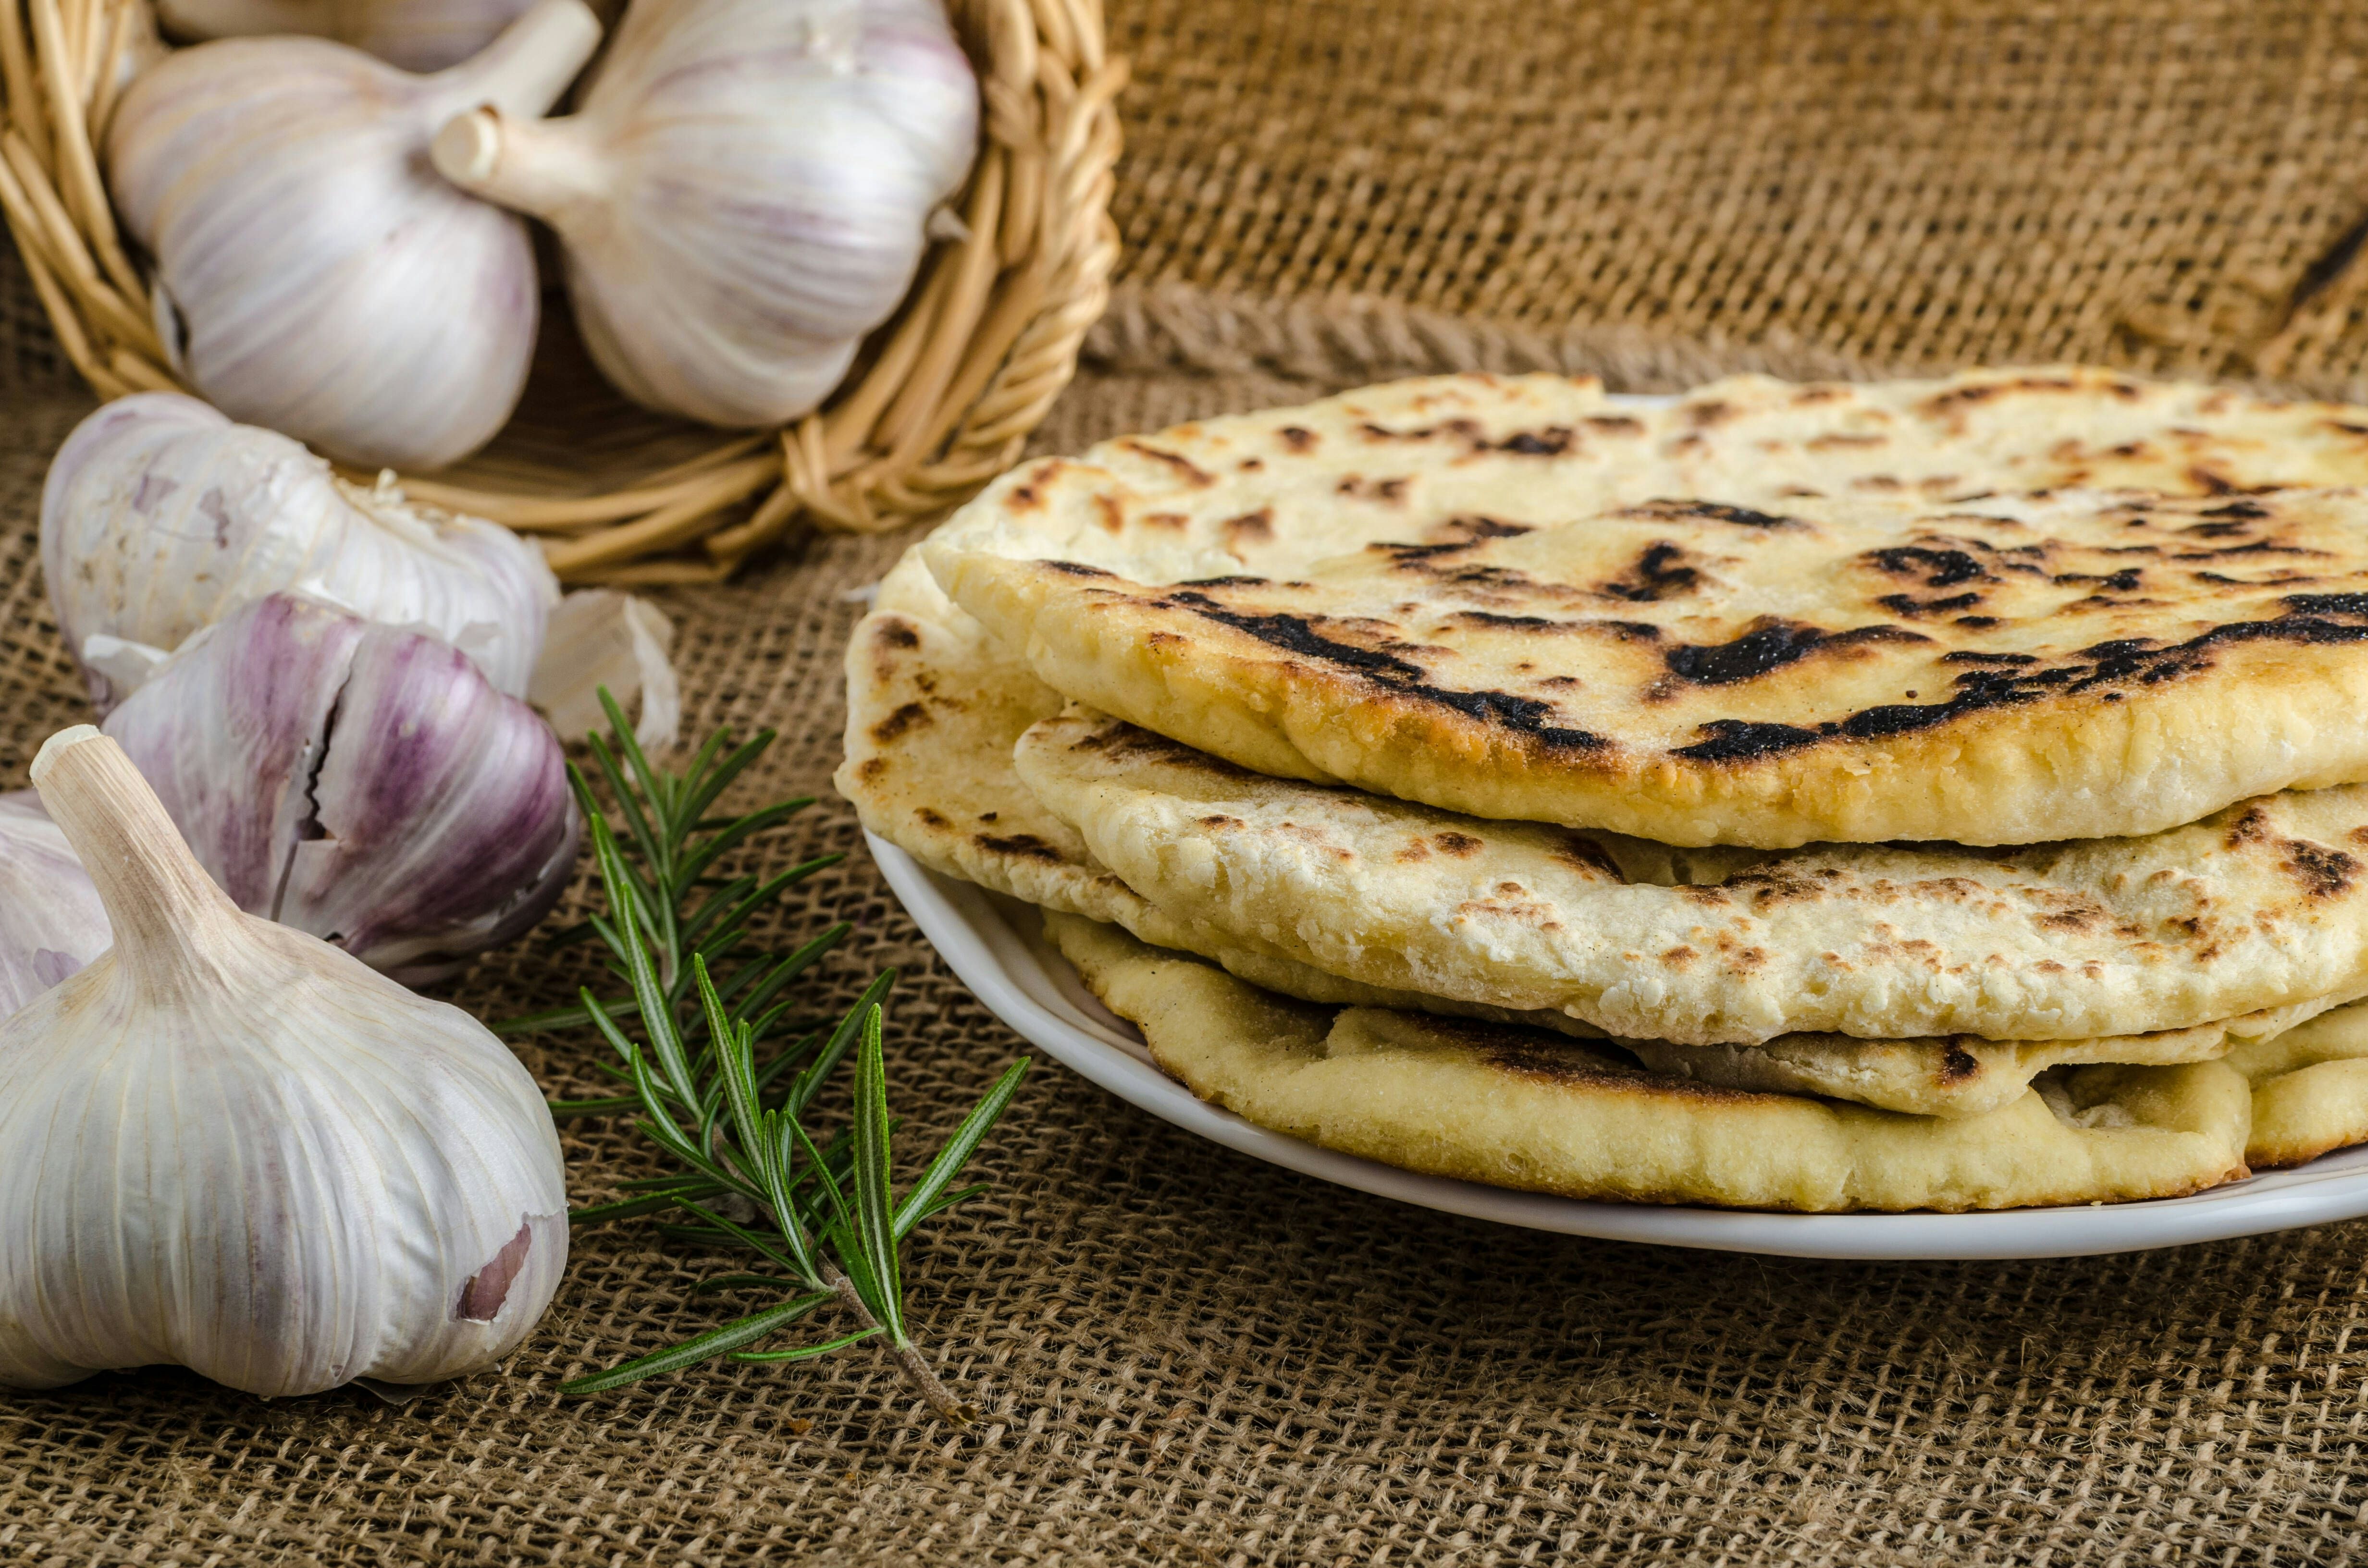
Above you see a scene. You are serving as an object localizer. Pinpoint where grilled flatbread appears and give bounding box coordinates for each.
[928,367,2368,581]
[1044,912,2256,1213]
[933,481,2368,848]
[858,365,2368,884]
[929,367,2368,589]
[1015,708,2368,1047]
[918,367,2368,848]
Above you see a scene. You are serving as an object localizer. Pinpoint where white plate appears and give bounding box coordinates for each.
[872,835,2368,1259]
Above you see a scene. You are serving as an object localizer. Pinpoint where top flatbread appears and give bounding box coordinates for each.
[923,369,2368,846]
[933,366,2368,584]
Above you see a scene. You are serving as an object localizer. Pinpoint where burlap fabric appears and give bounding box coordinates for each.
[8,2,2368,1562]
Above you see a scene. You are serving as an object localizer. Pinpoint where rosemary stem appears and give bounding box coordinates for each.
[820,1259,973,1425]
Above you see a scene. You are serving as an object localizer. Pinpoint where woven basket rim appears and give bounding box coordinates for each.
[0,0,1123,583]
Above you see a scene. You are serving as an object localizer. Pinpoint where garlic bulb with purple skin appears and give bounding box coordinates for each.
[432,0,978,428]
[102,594,580,985]
[0,795,111,1020]
[0,726,567,1398]
[107,0,604,469]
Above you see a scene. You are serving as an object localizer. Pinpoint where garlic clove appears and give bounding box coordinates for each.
[102,594,580,985]
[431,0,979,429]
[529,588,683,751]
[43,393,559,710]
[0,793,111,1021]
[0,726,568,1398]
[106,0,604,469]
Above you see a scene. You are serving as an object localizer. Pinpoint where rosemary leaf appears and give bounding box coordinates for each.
[730,1326,883,1364]
[548,1094,643,1119]
[848,1007,906,1345]
[559,1292,834,1394]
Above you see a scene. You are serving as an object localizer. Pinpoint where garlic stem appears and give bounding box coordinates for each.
[426,0,602,121]
[433,107,611,223]
[30,727,243,977]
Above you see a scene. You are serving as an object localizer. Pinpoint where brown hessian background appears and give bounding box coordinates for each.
[9,1,2368,1563]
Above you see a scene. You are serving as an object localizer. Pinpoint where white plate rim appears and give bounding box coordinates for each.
[871,837,2368,1262]
[864,387,2368,1260]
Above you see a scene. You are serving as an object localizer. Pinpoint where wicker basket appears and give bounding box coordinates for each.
[0,0,1124,583]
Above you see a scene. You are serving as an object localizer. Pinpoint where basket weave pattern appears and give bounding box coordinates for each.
[0,0,1123,583]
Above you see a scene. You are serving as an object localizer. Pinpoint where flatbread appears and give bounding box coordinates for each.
[1015,708,2368,1047]
[1044,912,2255,1213]
[933,480,2368,848]
[857,364,2368,885]
[841,552,1753,910]
[2230,1004,2368,1170]
[918,367,2368,848]
[925,368,2368,589]
[840,551,1105,917]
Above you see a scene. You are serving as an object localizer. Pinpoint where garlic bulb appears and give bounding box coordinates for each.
[156,0,541,72]
[42,393,557,710]
[104,594,580,984]
[0,795,111,1021]
[0,727,567,1396]
[106,0,604,469]
[432,0,978,428]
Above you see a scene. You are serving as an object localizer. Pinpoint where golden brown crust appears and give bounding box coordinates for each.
[937,488,2368,847]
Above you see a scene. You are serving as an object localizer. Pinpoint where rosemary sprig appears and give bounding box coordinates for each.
[505,693,1027,1421]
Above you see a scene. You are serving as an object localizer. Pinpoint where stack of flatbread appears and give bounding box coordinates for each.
[840,366,2368,1212]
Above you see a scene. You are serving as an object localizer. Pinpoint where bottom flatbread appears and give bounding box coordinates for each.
[839,553,2342,1119]
[1045,912,2255,1213]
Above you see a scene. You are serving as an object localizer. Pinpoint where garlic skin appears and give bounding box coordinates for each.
[42,393,558,711]
[156,0,541,73]
[0,728,567,1397]
[106,0,604,469]
[0,795,111,1021]
[103,595,580,984]
[433,0,978,428]
[529,588,681,751]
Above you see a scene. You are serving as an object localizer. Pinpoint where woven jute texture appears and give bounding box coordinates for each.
[11,1,2368,1563]
[1098,0,2368,401]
